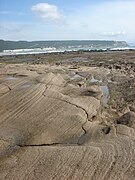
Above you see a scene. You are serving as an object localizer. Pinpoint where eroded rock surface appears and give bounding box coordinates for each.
[0,54,135,180]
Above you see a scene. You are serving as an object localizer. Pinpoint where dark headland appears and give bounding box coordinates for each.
[0,39,128,52]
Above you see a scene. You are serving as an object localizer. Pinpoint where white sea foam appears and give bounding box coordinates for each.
[0,46,135,56]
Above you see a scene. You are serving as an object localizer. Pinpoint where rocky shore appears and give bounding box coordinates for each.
[0,50,135,180]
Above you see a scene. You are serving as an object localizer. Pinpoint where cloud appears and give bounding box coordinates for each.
[64,0,135,42]
[0,22,39,40]
[0,1,134,42]
[0,22,32,33]
[101,31,126,37]
[31,3,64,22]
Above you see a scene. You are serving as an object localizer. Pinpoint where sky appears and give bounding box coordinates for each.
[0,0,135,43]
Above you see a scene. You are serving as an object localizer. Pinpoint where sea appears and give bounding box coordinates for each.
[0,45,135,56]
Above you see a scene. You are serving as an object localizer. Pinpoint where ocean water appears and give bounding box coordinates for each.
[0,45,135,56]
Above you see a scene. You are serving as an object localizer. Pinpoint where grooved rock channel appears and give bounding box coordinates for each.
[0,54,135,180]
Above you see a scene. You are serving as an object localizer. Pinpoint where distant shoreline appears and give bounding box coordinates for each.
[0,39,129,55]
[0,46,135,57]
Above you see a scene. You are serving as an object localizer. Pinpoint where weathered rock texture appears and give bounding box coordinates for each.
[0,60,135,180]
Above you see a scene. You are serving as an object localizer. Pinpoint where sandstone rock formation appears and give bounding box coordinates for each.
[0,62,135,180]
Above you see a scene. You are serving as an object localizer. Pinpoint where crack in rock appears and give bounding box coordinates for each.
[0,84,12,96]
[41,81,89,137]
[40,77,89,145]
[5,84,12,91]
[18,142,79,147]
[81,122,87,134]
[43,93,89,135]
[43,94,89,121]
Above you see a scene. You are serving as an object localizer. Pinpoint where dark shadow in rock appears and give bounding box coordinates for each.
[76,72,91,79]
[116,112,135,128]
[102,126,111,134]
[16,74,28,77]
[129,106,135,113]
[81,90,98,97]
[92,115,96,121]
